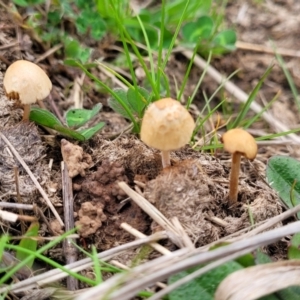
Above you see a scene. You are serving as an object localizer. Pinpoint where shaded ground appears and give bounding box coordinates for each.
[0,0,300,292]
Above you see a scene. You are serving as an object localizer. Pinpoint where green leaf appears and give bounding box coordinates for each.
[29,107,85,141]
[78,122,105,140]
[255,249,272,264]
[108,88,133,120]
[182,16,214,44]
[126,87,150,118]
[169,271,212,300]
[64,38,92,63]
[169,261,243,299]
[16,222,39,268]
[288,233,300,260]
[66,103,102,128]
[53,125,86,141]
[212,29,237,49]
[30,107,63,127]
[12,0,28,6]
[266,156,300,218]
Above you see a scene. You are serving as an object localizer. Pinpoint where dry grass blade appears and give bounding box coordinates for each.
[180,48,300,143]
[118,181,190,248]
[75,221,300,300]
[215,260,300,300]
[1,232,167,294]
[0,132,64,226]
[121,222,171,255]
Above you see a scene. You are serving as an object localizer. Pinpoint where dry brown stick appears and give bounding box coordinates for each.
[121,222,171,255]
[0,132,64,226]
[61,161,78,291]
[118,181,187,248]
[76,221,300,300]
[179,48,300,143]
[13,165,26,234]
[236,40,300,58]
[2,231,168,294]
[34,43,63,64]
[110,260,167,290]
[0,202,33,210]
[0,209,37,223]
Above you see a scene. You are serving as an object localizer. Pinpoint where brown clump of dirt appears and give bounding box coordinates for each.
[74,160,149,250]
[144,155,282,246]
[61,139,92,178]
[75,202,107,237]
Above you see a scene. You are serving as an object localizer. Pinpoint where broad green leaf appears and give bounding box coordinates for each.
[126,87,150,118]
[182,16,214,44]
[108,88,133,120]
[12,0,28,6]
[30,107,85,141]
[288,233,300,260]
[30,107,63,127]
[169,261,243,299]
[255,249,272,264]
[78,122,105,140]
[66,103,102,128]
[16,222,39,268]
[266,156,300,218]
[212,29,237,49]
[169,271,212,300]
[64,38,92,63]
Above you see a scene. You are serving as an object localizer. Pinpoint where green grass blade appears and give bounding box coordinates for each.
[231,64,273,128]
[16,222,39,268]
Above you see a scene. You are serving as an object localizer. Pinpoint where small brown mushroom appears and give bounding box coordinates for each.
[221,128,257,206]
[3,60,52,121]
[140,98,195,168]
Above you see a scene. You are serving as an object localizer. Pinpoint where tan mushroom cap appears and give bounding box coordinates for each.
[140,98,195,151]
[221,128,257,160]
[3,60,52,104]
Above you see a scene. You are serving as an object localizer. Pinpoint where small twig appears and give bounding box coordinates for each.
[0,54,11,65]
[118,181,187,248]
[0,41,19,50]
[76,221,300,300]
[48,93,65,124]
[205,215,229,228]
[13,165,26,234]
[236,40,300,58]
[0,202,34,210]
[0,209,37,223]
[61,161,78,291]
[34,43,63,64]
[121,222,171,255]
[0,132,64,226]
[110,260,167,289]
[171,217,195,250]
[2,231,168,294]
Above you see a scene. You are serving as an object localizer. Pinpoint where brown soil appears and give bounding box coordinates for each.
[0,0,300,293]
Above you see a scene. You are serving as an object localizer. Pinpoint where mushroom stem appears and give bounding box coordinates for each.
[22,104,31,121]
[161,150,171,168]
[228,152,242,206]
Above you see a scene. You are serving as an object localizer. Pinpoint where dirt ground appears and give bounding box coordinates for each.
[0,0,300,284]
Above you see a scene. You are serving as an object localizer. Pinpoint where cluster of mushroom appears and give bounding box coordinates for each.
[140,98,257,206]
[3,60,52,121]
